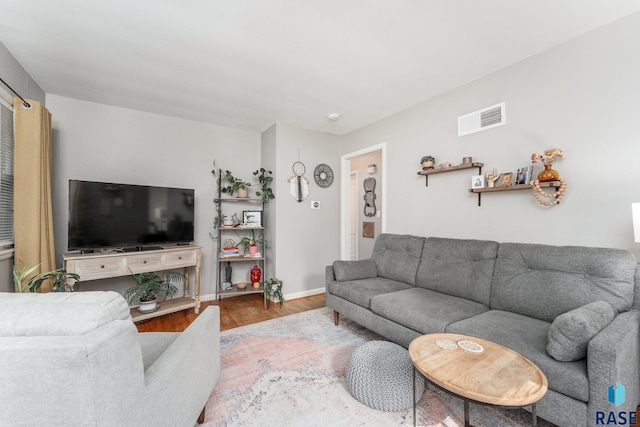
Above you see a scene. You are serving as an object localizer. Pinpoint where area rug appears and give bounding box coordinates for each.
[202,307,555,427]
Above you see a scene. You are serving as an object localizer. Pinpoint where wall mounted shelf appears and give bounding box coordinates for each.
[417,162,484,186]
[469,180,562,206]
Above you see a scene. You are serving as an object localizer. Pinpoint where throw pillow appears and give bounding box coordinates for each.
[333,259,377,282]
[547,301,615,362]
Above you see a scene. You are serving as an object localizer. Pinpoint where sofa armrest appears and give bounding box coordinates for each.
[332,259,377,282]
[326,265,336,287]
[128,306,220,426]
[587,310,640,417]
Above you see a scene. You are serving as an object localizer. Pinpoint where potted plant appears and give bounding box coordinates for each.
[238,229,267,256]
[420,155,435,170]
[221,170,251,198]
[253,168,275,203]
[124,270,185,312]
[265,277,284,307]
[13,264,40,292]
[27,268,81,292]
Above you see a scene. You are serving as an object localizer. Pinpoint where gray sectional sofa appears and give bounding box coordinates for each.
[326,233,640,427]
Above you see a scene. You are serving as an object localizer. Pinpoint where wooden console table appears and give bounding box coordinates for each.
[62,245,202,322]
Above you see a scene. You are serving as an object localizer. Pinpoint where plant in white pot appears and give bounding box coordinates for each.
[265,277,284,307]
[124,271,184,313]
[221,170,251,198]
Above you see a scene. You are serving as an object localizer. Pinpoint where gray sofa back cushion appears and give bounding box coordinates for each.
[491,243,637,322]
[416,237,499,305]
[371,234,425,286]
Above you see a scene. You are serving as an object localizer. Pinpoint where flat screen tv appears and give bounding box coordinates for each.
[68,180,195,251]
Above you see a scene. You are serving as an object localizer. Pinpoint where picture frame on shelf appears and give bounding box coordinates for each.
[471,175,485,189]
[515,165,533,185]
[243,210,262,226]
[496,172,513,187]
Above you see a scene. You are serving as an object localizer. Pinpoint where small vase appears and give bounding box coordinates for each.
[249,245,258,256]
[538,164,560,182]
[422,161,434,170]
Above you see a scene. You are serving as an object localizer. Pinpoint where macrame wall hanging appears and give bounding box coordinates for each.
[288,161,309,202]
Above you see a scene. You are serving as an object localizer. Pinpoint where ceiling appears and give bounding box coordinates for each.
[1,1,640,136]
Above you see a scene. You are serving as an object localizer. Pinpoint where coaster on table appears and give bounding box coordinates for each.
[458,340,483,353]
[435,339,458,350]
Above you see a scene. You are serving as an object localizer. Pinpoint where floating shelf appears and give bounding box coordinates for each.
[469,181,562,206]
[417,162,484,186]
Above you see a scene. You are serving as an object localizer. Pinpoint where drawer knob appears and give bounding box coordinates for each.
[178,256,182,260]
[100,265,105,269]
[143,260,147,264]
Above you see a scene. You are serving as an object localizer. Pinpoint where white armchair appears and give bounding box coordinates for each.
[0,291,220,427]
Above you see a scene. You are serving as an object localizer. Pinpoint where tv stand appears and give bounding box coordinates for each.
[62,245,202,322]
[123,245,164,252]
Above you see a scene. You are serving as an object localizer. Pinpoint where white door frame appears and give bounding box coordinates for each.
[349,171,359,260]
[340,142,387,260]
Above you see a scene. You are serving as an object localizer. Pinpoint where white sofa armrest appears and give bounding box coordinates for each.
[126,306,220,427]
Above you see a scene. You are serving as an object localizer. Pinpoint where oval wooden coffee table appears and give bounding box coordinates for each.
[409,333,548,427]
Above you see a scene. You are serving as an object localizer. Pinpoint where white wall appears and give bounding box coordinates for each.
[47,95,261,298]
[341,12,640,258]
[269,123,341,297]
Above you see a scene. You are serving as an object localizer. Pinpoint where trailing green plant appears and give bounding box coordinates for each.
[28,268,80,292]
[220,170,251,196]
[265,277,284,306]
[124,271,184,304]
[253,168,275,203]
[13,264,40,293]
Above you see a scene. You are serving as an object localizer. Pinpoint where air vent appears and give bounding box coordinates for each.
[458,102,506,136]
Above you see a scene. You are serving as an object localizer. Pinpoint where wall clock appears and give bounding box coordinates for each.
[314,163,334,188]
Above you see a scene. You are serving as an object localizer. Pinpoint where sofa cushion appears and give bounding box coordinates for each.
[547,301,615,362]
[333,259,377,282]
[491,243,636,322]
[446,310,589,403]
[327,277,413,309]
[371,234,425,285]
[0,291,131,337]
[370,288,489,334]
[416,237,498,305]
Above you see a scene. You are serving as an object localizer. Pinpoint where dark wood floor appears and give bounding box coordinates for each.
[136,293,327,332]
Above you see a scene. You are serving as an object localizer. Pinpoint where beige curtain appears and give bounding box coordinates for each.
[13,98,55,291]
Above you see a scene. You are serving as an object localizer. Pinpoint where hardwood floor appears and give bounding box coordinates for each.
[135,293,327,332]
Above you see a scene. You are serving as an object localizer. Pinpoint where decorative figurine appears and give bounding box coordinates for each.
[250,264,262,288]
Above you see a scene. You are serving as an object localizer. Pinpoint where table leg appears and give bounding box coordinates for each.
[413,367,417,427]
[532,403,537,427]
[464,400,470,427]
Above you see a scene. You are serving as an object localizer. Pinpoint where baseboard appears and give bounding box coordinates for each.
[199,287,325,303]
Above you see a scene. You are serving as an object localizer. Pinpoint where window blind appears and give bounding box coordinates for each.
[0,102,14,247]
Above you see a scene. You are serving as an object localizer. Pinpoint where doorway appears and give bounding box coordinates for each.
[340,142,387,260]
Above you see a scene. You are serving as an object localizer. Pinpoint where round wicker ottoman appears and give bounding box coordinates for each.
[346,340,425,411]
